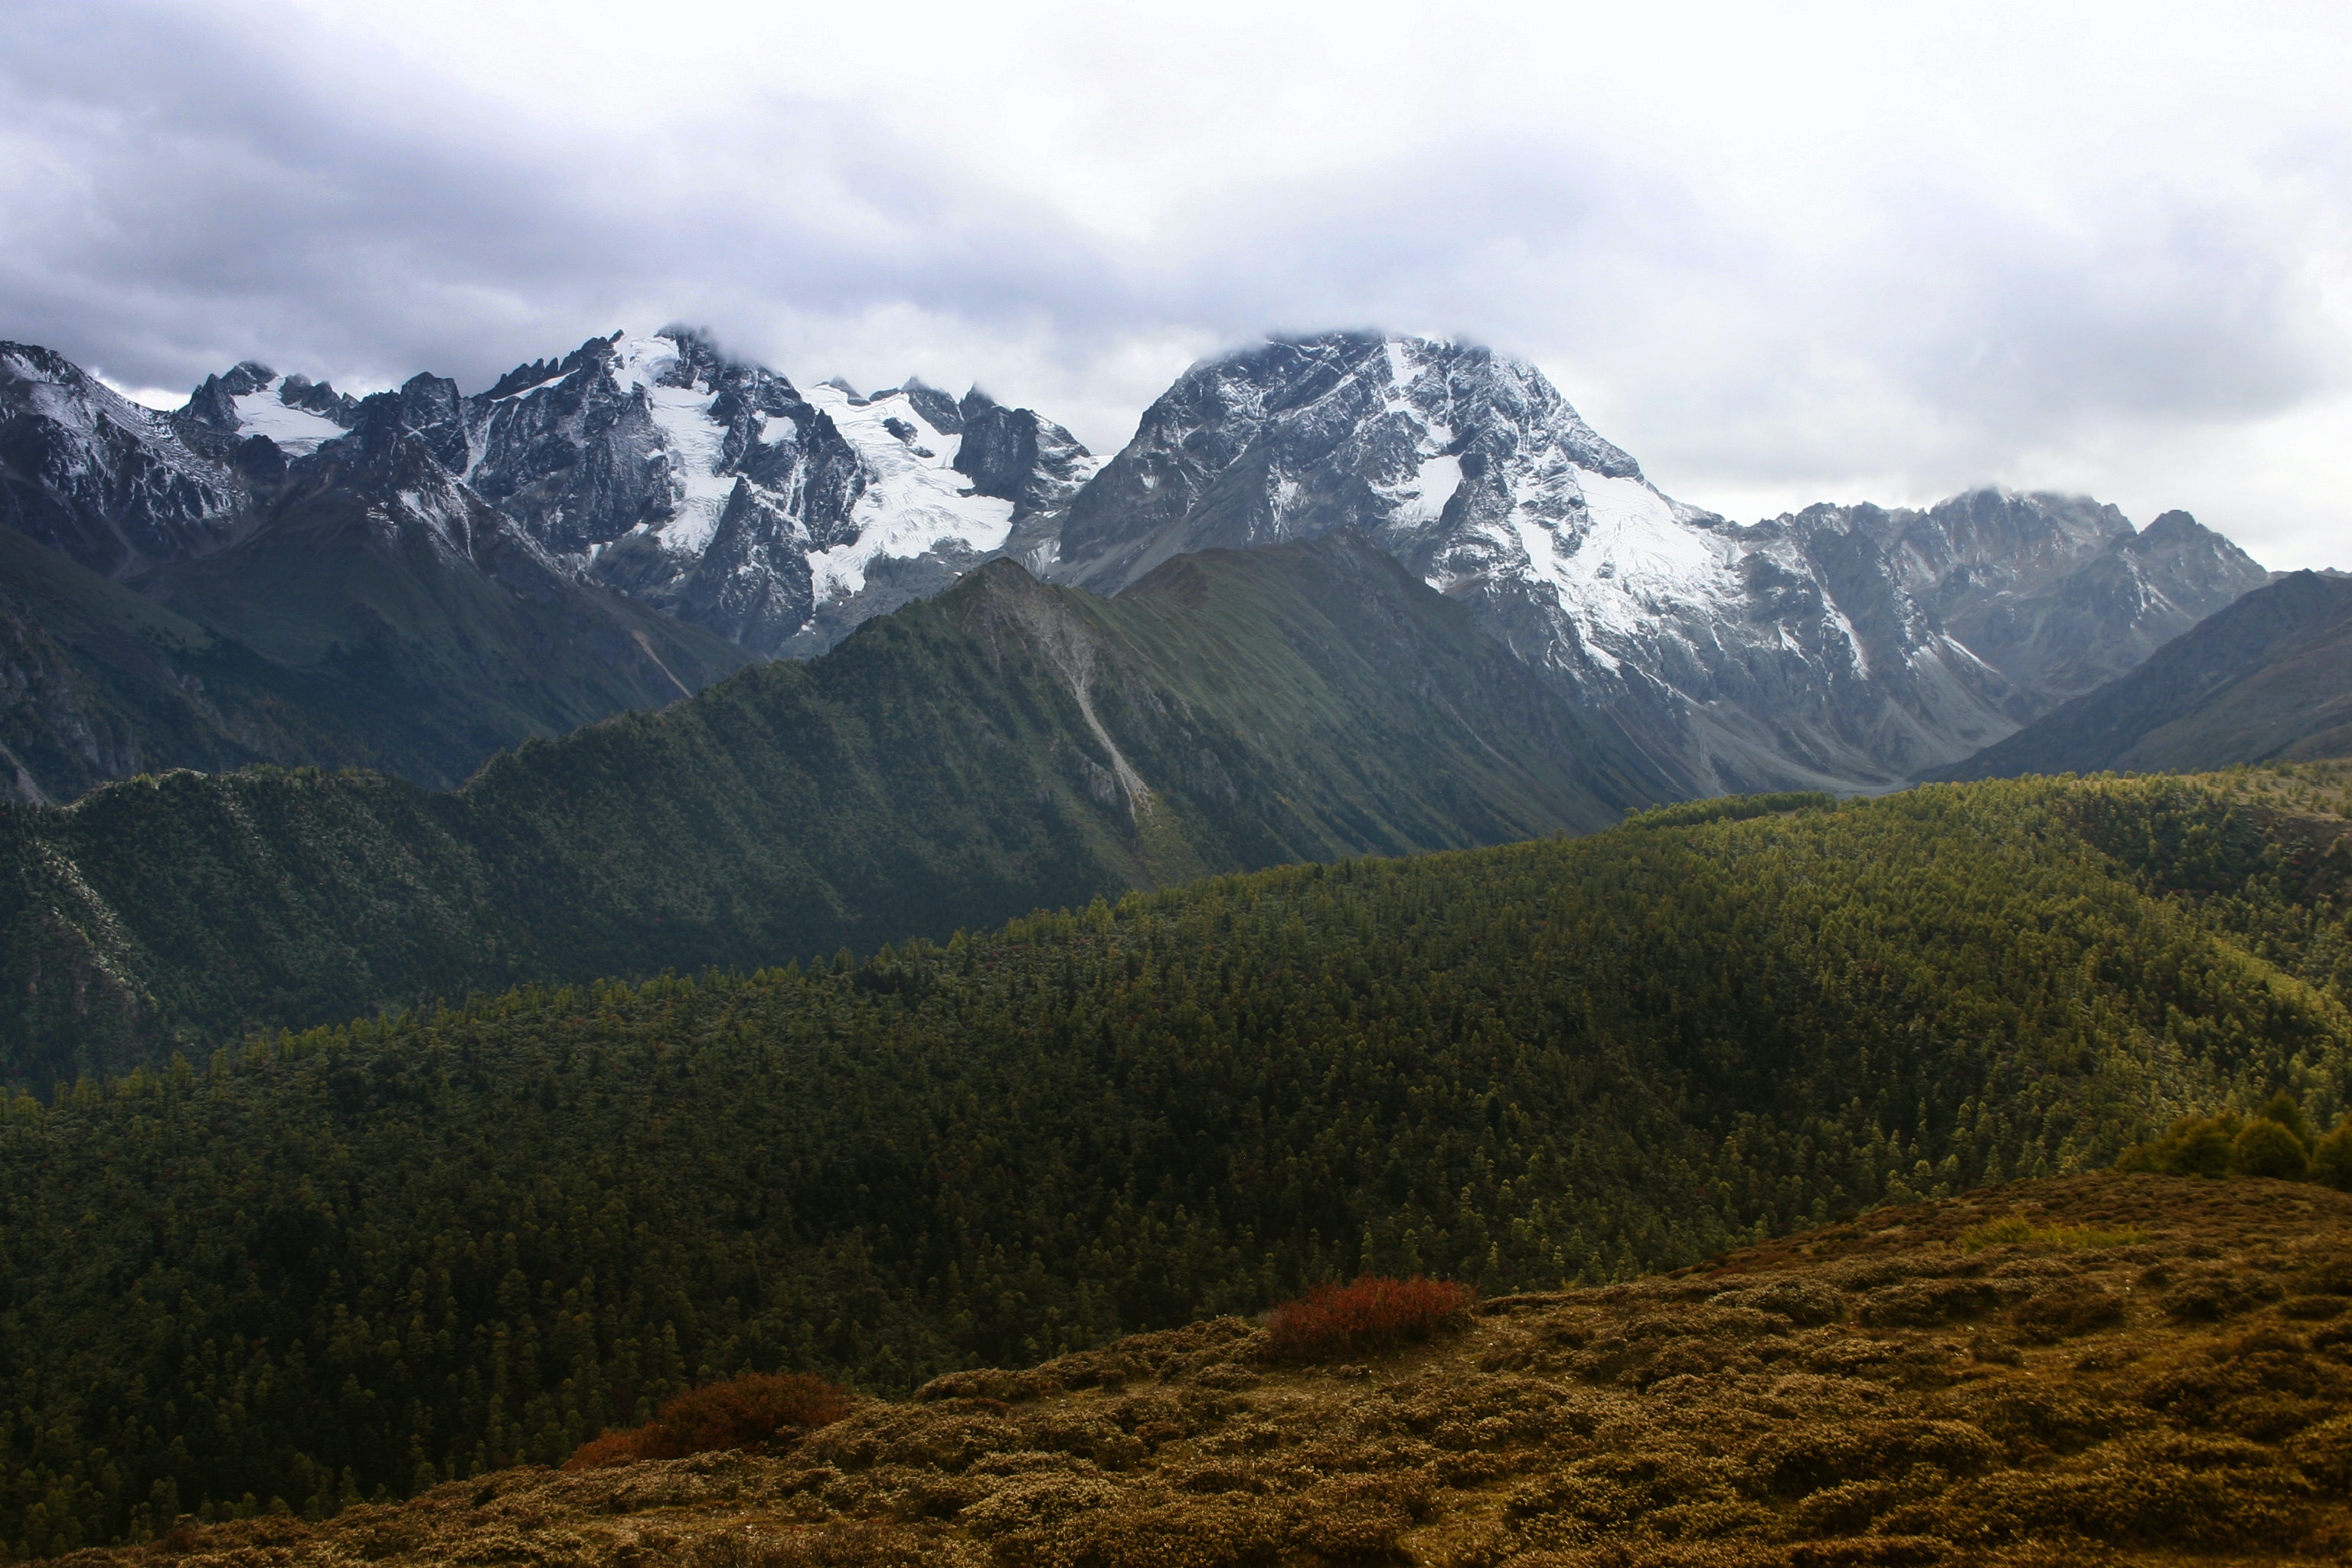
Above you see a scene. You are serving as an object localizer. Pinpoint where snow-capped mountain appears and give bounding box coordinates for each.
[0,324,2271,802]
[0,341,755,799]
[1038,332,2266,792]
[0,342,250,574]
[2,325,1101,660]
[178,358,361,458]
[456,329,1099,655]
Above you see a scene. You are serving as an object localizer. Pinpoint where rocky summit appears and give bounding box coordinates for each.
[1038,333,2270,795]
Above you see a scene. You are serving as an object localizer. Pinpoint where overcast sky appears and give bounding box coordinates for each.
[5,2,2349,566]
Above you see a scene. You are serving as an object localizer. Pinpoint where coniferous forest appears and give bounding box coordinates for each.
[2,771,2348,1554]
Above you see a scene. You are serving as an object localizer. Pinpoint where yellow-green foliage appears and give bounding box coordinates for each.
[1954,1214,2150,1253]
[2117,1090,2343,1184]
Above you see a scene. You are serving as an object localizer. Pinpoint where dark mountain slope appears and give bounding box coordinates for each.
[0,532,1664,1079]
[0,525,354,802]
[1933,570,2352,780]
[136,397,753,788]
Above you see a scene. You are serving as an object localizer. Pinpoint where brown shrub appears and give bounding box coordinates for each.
[911,1367,1060,1403]
[2010,1281,2125,1343]
[1857,1280,2002,1328]
[2287,1413,2352,1492]
[681,1523,933,1568]
[1923,1449,2311,1550]
[1788,1478,1903,1535]
[562,1428,642,1471]
[1710,1279,1844,1325]
[1263,1275,1475,1362]
[566,1371,850,1469]
[2161,1272,2280,1321]
[1289,1471,1432,1557]
[1751,1420,2000,1498]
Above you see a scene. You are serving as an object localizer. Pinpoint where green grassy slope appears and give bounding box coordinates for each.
[0,774,2344,1540]
[0,534,1665,1079]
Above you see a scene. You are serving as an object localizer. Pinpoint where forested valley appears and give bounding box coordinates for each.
[2,770,2350,1554]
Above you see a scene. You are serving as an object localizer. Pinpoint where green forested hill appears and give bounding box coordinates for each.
[0,534,1664,1082]
[1,773,2347,1549]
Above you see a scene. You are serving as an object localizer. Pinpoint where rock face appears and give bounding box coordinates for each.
[0,343,250,575]
[1873,497,2268,701]
[1038,332,2269,792]
[459,331,1098,655]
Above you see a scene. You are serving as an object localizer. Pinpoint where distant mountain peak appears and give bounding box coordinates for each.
[2139,507,2217,544]
[1039,332,2269,794]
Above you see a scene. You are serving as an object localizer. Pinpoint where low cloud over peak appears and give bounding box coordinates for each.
[5,0,2347,565]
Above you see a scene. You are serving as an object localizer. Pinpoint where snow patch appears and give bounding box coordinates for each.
[1506,469,1742,656]
[1387,452,1461,524]
[604,335,740,556]
[801,384,1014,602]
[232,381,348,456]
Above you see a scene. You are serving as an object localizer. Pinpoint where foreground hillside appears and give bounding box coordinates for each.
[2,773,2348,1547]
[78,1174,2352,1566]
[0,532,1661,1080]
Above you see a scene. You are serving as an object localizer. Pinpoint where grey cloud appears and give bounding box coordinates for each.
[1,2,2346,562]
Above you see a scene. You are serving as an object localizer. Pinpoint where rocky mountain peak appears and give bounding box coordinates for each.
[1038,333,2272,794]
[1050,332,1659,597]
[900,377,964,435]
[0,341,247,574]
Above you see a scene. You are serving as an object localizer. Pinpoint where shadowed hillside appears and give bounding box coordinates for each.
[1935,570,2352,780]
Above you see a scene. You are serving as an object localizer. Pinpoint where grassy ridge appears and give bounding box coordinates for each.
[0,775,2345,1547]
[0,535,1661,1082]
[79,1174,2352,1567]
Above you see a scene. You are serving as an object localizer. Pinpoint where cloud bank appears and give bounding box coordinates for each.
[3,0,2347,564]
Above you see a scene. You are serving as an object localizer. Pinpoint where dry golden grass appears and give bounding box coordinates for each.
[77,1173,2352,1567]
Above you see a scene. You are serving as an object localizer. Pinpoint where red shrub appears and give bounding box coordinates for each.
[1266,1275,1476,1363]
[564,1370,849,1470]
[563,1428,644,1471]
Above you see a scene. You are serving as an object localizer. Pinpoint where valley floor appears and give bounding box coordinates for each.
[86,1172,2352,1567]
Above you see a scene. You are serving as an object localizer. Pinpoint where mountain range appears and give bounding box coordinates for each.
[1935,567,2352,779]
[0,328,2275,806]
[1,313,2347,1567]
